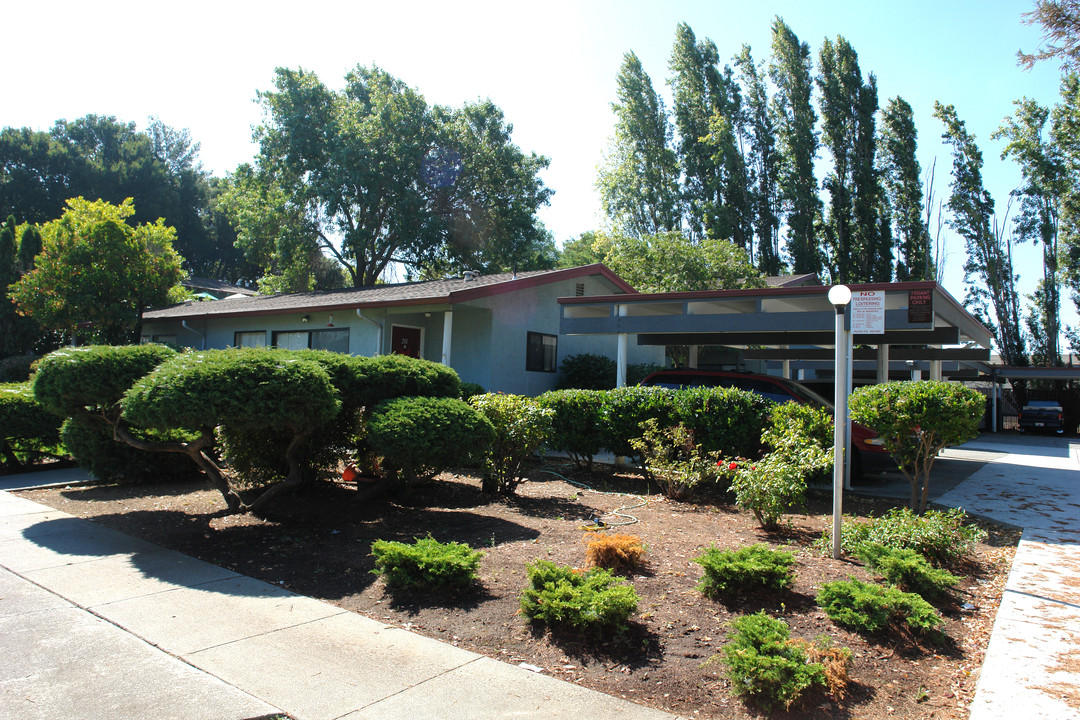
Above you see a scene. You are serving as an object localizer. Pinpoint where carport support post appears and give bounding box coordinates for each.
[616,304,628,388]
[441,310,453,366]
[828,285,852,560]
[876,344,889,384]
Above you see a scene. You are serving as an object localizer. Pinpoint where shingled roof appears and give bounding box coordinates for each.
[144,264,636,322]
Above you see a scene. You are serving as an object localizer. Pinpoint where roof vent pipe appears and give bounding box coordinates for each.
[463,270,477,282]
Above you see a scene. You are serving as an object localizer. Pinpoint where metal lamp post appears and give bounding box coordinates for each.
[828,284,851,560]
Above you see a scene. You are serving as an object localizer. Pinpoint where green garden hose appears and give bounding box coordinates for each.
[538,468,646,528]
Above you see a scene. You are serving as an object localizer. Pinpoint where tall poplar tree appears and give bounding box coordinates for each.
[817,36,886,282]
[995,98,1067,365]
[934,102,1027,366]
[880,96,932,281]
[598,52,682,237]
[669,23,752,251]
[769,17,821,276]
[735,45,782,275]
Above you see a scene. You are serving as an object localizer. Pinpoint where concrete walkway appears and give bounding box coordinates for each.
[935,434,1080,720]
[0,477,680,720]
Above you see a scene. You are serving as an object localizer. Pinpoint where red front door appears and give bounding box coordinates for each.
[391,326,422,358]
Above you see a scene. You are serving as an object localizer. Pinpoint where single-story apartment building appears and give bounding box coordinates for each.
[141,264,665,396]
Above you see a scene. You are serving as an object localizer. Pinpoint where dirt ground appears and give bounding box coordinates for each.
[17,462,1017,720]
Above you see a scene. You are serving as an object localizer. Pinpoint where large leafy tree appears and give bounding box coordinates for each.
[769,17,822,276]
[934,102,1027,366]
[598,53,682,237]
[591,230,765,293]
[246,65,552,288]
[9,198,185,344]
[880,96,933,281]
[0,116,246,283]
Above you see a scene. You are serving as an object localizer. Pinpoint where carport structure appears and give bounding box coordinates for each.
[558,280,994,387]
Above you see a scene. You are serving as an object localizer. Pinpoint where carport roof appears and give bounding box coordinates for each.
[558,280,993,352]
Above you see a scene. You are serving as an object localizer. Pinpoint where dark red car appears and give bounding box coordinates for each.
[639,368,888,476]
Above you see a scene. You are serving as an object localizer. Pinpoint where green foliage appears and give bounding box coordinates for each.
[555,353,616,390]
[367,396,496,482]
[247,65,553,287]
[519,559,639,633]
[459,381,486,399]
[59,416,200,484]
[592,231,765,292]
[669,386,772,459]
[729,446,831,529]
[370,536,484,593]
[630,419,722,500]
[32,344,178,419]
[537,389,605,471]
[934,102,1027,367]
[597,53,682,237]
[352,353,462,410]
[763,401,833,454]
[817,579,944,635]
[8,198,186,344]
[695,544,796,600]
[850,381,985,513]
[122,348,339,433]
[856,544,960,601]
[721,612,827,712]
[828,506,985,568]
[770,18,822,276]
[469,393,552,494]
[0,381,61,468]
[600,386,678,457]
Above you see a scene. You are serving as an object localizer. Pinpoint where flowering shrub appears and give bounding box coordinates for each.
[729,443,831,529]
[469,393,553,494]
[629,419,724,500]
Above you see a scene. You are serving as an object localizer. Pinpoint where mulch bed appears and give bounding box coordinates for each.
[17,462,1017,720]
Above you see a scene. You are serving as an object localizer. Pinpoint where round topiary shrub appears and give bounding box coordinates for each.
[367,396,496,482]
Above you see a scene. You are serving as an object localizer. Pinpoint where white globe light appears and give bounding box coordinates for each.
[828,284,852,307]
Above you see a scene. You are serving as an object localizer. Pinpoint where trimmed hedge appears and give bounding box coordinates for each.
[32,344,177,419]
[537,389,606,471]
[539,385,771,464]
[367,396,496,482]
[122,348,339,432]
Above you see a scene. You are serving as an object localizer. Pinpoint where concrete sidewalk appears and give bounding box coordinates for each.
[0,484,680,720]
[935,434,1080,720]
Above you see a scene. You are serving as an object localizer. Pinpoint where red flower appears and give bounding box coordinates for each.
[728,462,738,471]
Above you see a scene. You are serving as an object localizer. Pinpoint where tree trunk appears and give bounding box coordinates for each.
[244,429,313,516]
[113,424,245,513]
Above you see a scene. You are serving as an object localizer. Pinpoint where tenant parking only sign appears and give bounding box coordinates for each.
[851,290,884,335]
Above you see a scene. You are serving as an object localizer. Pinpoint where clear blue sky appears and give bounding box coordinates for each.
[1,0,1065,321]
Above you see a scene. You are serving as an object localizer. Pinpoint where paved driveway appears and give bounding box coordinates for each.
[935,434,1080,719]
